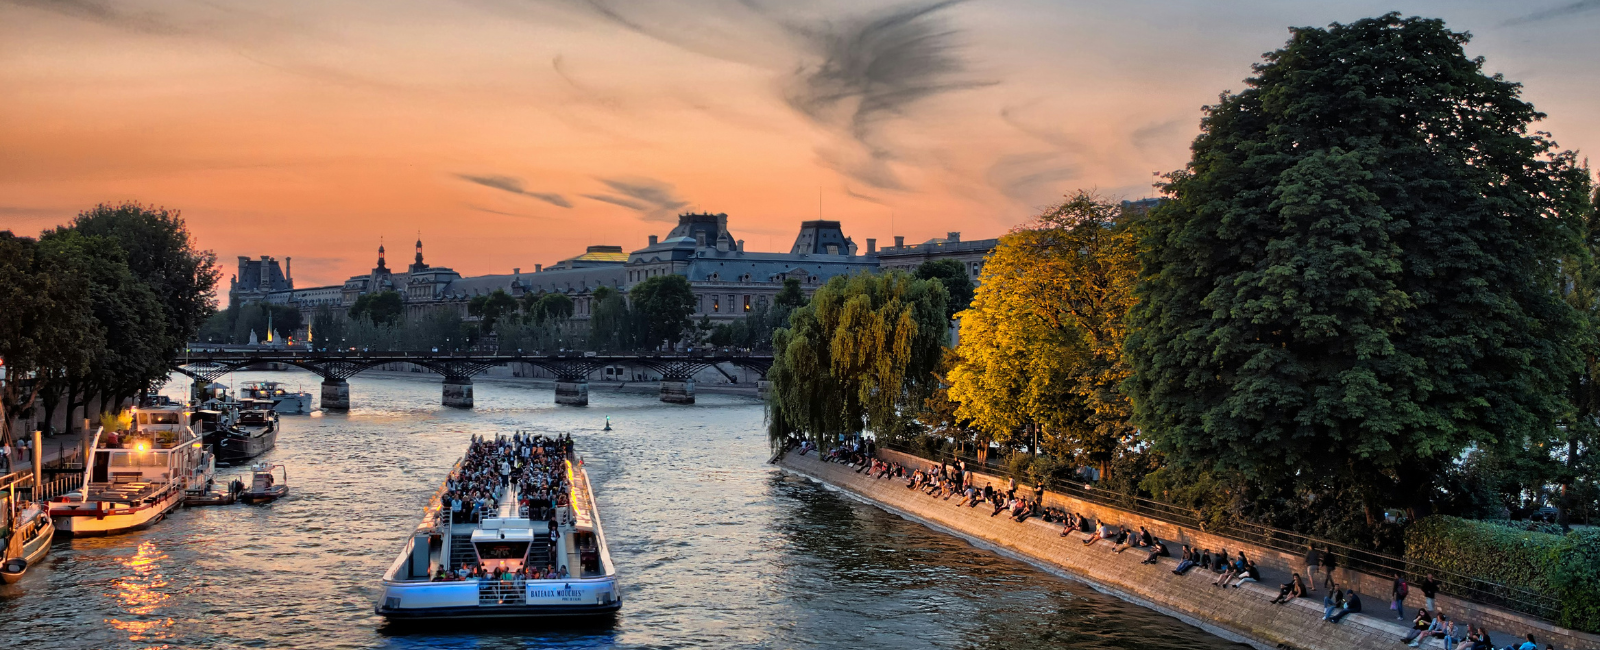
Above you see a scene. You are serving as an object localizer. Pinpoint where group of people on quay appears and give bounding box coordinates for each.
[797,440,1559,650]
[443,432,574,524]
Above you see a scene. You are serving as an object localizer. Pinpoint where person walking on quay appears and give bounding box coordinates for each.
[1,439,11,473]
[1391,574,1410,619]
[1418,574,1441,614]
[1322,549,1337,591]
[1304,544,1320,593]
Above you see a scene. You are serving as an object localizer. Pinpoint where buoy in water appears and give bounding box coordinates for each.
[603,416,612,431]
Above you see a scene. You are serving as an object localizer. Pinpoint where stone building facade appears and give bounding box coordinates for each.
[231,212,998,326]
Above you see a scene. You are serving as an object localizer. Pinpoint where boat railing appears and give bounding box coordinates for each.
[477,577,528,605]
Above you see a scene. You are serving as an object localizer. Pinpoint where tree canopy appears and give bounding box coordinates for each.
[349,290,403,326]
[1125,13,1589,521]
[467,289,519,333]
[949,192,1141,476]
[915,259,975,318]
[629,275,697,348]
[767,271,948,448]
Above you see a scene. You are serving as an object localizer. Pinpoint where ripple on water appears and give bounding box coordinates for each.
[0,371,1249,650]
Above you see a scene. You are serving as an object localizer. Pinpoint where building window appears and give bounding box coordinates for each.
[744,295,751,312]
[713,297,720,312]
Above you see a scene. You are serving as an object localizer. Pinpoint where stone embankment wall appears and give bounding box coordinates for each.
[778,451,1600,650]
[875,450,1597,650]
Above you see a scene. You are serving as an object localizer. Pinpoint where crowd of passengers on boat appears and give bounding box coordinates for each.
[442,432,573,524]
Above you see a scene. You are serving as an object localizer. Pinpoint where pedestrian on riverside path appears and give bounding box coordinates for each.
[1304,544,1321,593]
[1419,574,1441,614]
[1392,574,1410,619]
[1,440,10,473]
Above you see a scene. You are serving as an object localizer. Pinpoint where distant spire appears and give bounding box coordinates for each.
[376,239,388,271]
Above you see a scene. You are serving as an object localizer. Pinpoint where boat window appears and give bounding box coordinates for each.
[149,412,181,424]
[474,541,529,560]
[137,413,149,424]
[109,450,168,468]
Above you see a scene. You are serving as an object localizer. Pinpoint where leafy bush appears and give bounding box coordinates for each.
[1405,516,1560,595]
[1546,529,1600,632]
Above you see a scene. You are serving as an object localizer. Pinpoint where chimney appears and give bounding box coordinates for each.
[894,236,905,249]
[513,267,520,275]
[535,263,543,272]
[285,257,292,282]
[737,239,745,253]
[867,238,876,254]
[947,231,961,243]
[648,235,658,245]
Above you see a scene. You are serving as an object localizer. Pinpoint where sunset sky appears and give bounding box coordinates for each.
[3,0,1598,294]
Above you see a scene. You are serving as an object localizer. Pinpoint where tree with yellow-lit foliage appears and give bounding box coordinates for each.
[947,192,1142,478]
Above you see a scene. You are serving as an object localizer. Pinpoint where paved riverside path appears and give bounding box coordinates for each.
[780,452,1591,650]
[2,429,90,475]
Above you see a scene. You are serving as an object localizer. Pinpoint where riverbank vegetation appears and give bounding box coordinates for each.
[1,203,218,441]
[768,15,1599,564]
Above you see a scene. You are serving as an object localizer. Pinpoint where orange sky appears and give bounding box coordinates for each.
[3,0,1598,292]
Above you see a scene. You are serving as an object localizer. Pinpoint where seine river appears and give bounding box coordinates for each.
[0,370,1246,650]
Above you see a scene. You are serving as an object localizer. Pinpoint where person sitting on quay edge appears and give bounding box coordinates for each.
[1270,573,1306,604]
[1229,557,1260,588]
[1213,552,1244,587]
[1211,548,1231,574]
[1082,521,1115,546]
[1171,545,1197,574]
[1406,612,1449,648]
[1506,633,1539,650]
[1398,607,1434,645]
[1141,537,1169,565]
[1321,584,1342,620]
[1111,528,1135,553]
[1327,588,1361,623]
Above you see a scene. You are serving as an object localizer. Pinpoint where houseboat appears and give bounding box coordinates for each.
[239,381,313,415]
[1,483,55,583]
[49,403,205,536]
[375,432,620,622]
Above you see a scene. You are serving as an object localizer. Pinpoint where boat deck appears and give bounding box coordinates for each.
[83,481,168,505]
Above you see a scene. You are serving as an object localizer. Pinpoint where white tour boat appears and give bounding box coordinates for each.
[49,402,205,537]
[375,432,621,622]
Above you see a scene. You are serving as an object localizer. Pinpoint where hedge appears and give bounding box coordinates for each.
[1405,516,1600,633]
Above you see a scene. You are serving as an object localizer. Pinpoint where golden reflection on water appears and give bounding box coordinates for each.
[107,540,174,644]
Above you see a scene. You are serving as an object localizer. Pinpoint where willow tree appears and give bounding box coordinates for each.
[948,192,1141,476]
[1125,14,1587,524]
[767,271,948,449]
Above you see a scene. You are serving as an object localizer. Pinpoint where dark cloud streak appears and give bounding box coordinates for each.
[583,176,689,221]
[1504,0,1600,26]
[455,174,574,208]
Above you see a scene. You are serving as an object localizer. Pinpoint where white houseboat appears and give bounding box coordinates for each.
[238,381,313,415]
[49,403,205,536]
[375,434,620,621]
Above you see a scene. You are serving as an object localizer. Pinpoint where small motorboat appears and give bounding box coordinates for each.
[240,464,287,504]
[1,503,55,584]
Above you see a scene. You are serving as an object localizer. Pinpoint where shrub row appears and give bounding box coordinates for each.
[1405,516,1600,633]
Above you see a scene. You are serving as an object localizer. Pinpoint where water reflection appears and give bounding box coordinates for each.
[107,541,172,644]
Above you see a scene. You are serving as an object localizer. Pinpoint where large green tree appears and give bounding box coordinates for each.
[629,275,697,348]
[0,232,99,442]
[70,202,219,346]
[468,289,519,333]
[915,259,975,318]
[767,271,948,448]
[349,290,403,326]
[1126,14,1588,524]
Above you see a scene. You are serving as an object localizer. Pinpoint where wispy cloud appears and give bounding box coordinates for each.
[783,0,989,190]
[1504,0,1600,26]
[1,0,186,35]
[582,176,688,221]
[455,174,573,208]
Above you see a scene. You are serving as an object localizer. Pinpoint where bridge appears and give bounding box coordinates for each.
[171,349,774,409]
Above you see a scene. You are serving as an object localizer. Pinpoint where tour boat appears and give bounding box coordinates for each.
[239,463,288,504]
[375,433,621,621]
[1,502,54,583]
[238,381,313,415]
[48,404,205,537]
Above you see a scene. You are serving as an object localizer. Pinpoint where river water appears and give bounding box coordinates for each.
[0,370,1247,650]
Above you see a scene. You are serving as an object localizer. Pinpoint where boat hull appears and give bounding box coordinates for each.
[375,576,622,620]
[240,486,287,504]
[0,517,55,584]
[217,426,277,464]
[51,489,183,537]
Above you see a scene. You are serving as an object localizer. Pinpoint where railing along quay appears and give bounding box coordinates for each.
[880,441,1563,622]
